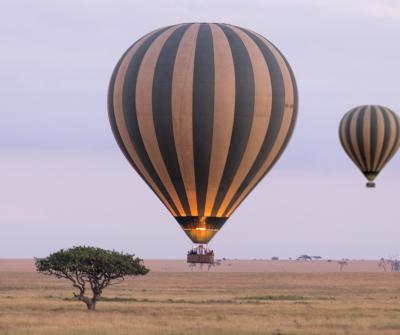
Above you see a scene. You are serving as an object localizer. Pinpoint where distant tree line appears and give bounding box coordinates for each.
[378,258,400,272]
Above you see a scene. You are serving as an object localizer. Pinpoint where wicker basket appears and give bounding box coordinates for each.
[187,253,214,264]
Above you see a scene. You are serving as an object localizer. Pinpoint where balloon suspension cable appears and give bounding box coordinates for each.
[366,181,375,188]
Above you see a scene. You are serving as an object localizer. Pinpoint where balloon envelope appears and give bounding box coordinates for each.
[339,105,400,187]
[108,23,298,243]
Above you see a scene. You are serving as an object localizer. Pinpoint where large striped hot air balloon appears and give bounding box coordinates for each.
[339,105,400,188]
[108,23,298,254]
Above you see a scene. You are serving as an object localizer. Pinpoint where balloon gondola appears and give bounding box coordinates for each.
[108,23,298,263]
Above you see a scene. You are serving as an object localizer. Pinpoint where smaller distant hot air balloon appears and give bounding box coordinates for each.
[339,105,400,187]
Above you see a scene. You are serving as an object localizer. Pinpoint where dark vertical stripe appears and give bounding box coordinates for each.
[378,107,391,167]
[108,47,131,155]
[210,24,255,216]
[345,109,363,171]
[275,39,299,166]
[192,23,215,216]
[356,107,368,171]
[152,24,192,216]
[370,106,378,168]
[339,114,355,164]
[394,112,400,149]
[386,109,400,160]
[122,27,180,215]
[339,117,346,149]
[221,28,286,216]
[108,42,156,198]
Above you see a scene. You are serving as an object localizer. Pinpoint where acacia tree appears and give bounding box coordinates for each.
[35,246,149,310]
[337,259,348,272]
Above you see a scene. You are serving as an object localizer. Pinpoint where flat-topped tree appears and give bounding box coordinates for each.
[35,246,149,310]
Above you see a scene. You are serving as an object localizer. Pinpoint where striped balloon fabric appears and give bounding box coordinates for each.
[108,23,298,244]
[339,105,400,188]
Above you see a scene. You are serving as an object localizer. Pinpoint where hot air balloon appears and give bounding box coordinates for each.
[108,23,298,262]
[339,105,400,188]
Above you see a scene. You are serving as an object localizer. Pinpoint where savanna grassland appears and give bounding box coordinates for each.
[1,260,400,335]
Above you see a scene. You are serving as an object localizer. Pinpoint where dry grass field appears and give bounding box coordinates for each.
[1,259,400,335]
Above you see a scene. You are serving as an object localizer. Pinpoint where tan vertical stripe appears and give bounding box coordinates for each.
[350,107,367,171]
[253,30,295,107]
[171,24,200,216]
[363,106,372,171]
[216,26,272,217]
[340,112,359,166]
[372,107,385,170]
[135,25,186,216]
[377,108,398,171]
[226,36,295,217]
[113,31,177,216]
[203,24,236,216]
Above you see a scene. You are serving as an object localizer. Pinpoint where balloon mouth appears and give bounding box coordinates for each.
[364,171,377,181]
[175,216,228,244]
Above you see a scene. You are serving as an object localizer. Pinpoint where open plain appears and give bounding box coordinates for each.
[1,259,400,335]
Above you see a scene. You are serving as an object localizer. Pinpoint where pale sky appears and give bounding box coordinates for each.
[1,0,400,259]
